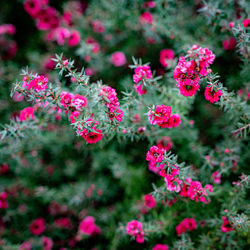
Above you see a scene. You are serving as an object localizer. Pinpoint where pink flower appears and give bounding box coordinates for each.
[0,192,8,209]
[212,171,221,184]
[30,218,45,235]
[174,57,200,87]
[36,7,60,30]
[187,180,209,203]
[198,47,216,67]
[146,145,165,163]
[160,114,181,128]
[179,178,192,198]
[126,220,145,243]
[143,1,156,8]
[100,86,119,109]
[71,94,88,110]
[13,92,24,102]
[85,68,95,76]
[242,19,250,27]
[176,223,187,235]
[205,184,213,193]
[53,27,70,45]
[143,194,156,208]
[42,236,53,250]
[69,111,80,123]
[182,218,197,231]
[221,216,234,232]
[111,51,127,67]
[79,119,103,144]
[24,0,42,17]
[223,37,236,50]
[0,24,16,35]
[204,85,223,103]
[148,105,172,125]
[157,136,173,151]
[43,56,56,70]
[164,166,182,192]
[148,160,161,175]
[140,12,153,24]
[134,83,147,95]
[68,30,81,47]
[85,129,103,144]
[159,49,175,67]
[79,216,101,236]
[19,107,35,121]
[133,65,152,84]
[108,108,124,122]
[0,164,9,175]
[86,37,100,53]
[60,91,74,109]
[178,83,200,97]
[100,85,123,123]
[174,47,215,97]
[153,244,169,250]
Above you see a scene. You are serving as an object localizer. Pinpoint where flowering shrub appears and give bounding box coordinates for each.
[0,0,249,249]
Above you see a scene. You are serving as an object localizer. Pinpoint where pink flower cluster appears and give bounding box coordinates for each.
[126,220,145,243]
[179,178,213,203]
[176,218,197,235]
[23,75,48,93]
[24,0,81,46]
[24,0,58,29]
[164,166,182,192]
[174,45,215,97]
[19,107,35,121]
[133,65,152,95]
[78,216,101,236]
[204,85,223,103]
[0,192,8,209]
[148,137,173,175]
[221,216,234,232]
[159,49,175,67]
[148,105,181,129]
[59,91,103,144]
[146,145,213,203]
[60,92,88,111]
[100,86,124,123]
